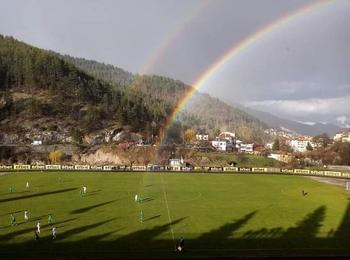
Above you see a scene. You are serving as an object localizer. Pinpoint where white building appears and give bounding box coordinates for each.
[219,132,236,142]
[212,132,254,153]
[289,139,314,152]
[334,132,343,141]
[239,143,254,153]
[211,131,236,151]
[211,140,228,151]
[169,158,184,167]
[196,133,209,141]
[334,131,350,143]
[31,140,42,145]
[235,139,242,147]
[235,140,253,153]
[265,142,274,149]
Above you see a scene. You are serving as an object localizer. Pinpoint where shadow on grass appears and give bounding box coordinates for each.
[56,218,118,240]
[140,197,154,203]
[0,190,31,196]
[70,200,116,214]
[283,206,326,239]
[73,229,122,242]
[0,188,78,203]
[144,215,161,222]
[1,205,350,258]
[196,211,257,241]
[0,217,78,241]
[0,209,25,217]
[87,190,101,196]
[27,214,50,223]
[113,217,187,249]
[0,214,48,229]
[16,190,31,193]
[331,202,350,250]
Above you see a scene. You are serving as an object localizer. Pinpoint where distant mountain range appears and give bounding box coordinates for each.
[239,105,341,136]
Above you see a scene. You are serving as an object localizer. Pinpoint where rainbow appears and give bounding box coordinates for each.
[160,0,333,143]
[141,1,211,75]
[122,1,210,131]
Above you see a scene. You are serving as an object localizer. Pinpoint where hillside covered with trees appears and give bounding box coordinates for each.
[0,35,167,141]
[58,53,269,143]
[183,93,269,143]
[55,53,133,87]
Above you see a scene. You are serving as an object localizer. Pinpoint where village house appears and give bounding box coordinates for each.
[211,138,234,152]
[31,140,42,146]
[234,139,254,153]
[238,143,254,153]
[334,131,350,143]
[288,136,316,152]
[265,142,274,149]
[211,131,254,153]
[196,133,209,141]
[169,157,184,167]
[211,131,236,152]
[219,131,236,142]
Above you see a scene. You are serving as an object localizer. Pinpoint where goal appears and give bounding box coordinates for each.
[346,182,350,191]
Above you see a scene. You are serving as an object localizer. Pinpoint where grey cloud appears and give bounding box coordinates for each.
[246,95,350,124]
[0,0,349,124]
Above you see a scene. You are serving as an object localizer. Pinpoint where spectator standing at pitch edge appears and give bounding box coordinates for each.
[48,214,53,225]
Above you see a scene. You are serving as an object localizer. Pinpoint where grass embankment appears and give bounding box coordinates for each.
[192,152,283,167]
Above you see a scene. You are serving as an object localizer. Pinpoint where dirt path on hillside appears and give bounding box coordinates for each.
[307,176,348,188]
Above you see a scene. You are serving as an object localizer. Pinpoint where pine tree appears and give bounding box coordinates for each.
[306,142,313,151]
[272,139,280,151]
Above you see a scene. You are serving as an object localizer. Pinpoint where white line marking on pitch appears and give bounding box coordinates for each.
[161,174,175,246]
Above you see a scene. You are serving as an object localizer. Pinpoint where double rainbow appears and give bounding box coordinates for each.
[159,0,333,143]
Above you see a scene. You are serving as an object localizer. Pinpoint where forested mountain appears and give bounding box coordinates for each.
[0,35,165,138]
[57,53,269,143]
[57,53,190,119]
[183,93,269,143]
[0,35,269,145]
[57,53,193,136]
[56,53,133,87]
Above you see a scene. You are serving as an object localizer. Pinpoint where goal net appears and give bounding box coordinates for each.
[346,182,350,191]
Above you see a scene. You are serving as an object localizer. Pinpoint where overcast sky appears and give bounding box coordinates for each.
[1,0,349,126]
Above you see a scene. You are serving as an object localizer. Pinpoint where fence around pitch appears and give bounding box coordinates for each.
[0,164,349,179]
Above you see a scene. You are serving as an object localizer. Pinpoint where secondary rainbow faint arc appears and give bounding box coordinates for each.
[141,0,211,75]
[160,0,333,143]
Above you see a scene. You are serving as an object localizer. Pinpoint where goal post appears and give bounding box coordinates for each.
[346,182,350,191]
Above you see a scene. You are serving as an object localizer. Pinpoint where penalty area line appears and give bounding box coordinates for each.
[161,174,175,247]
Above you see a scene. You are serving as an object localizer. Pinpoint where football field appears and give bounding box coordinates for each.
[0,172,349,257]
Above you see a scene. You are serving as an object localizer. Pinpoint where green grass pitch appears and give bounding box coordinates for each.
[0,171,350,257]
